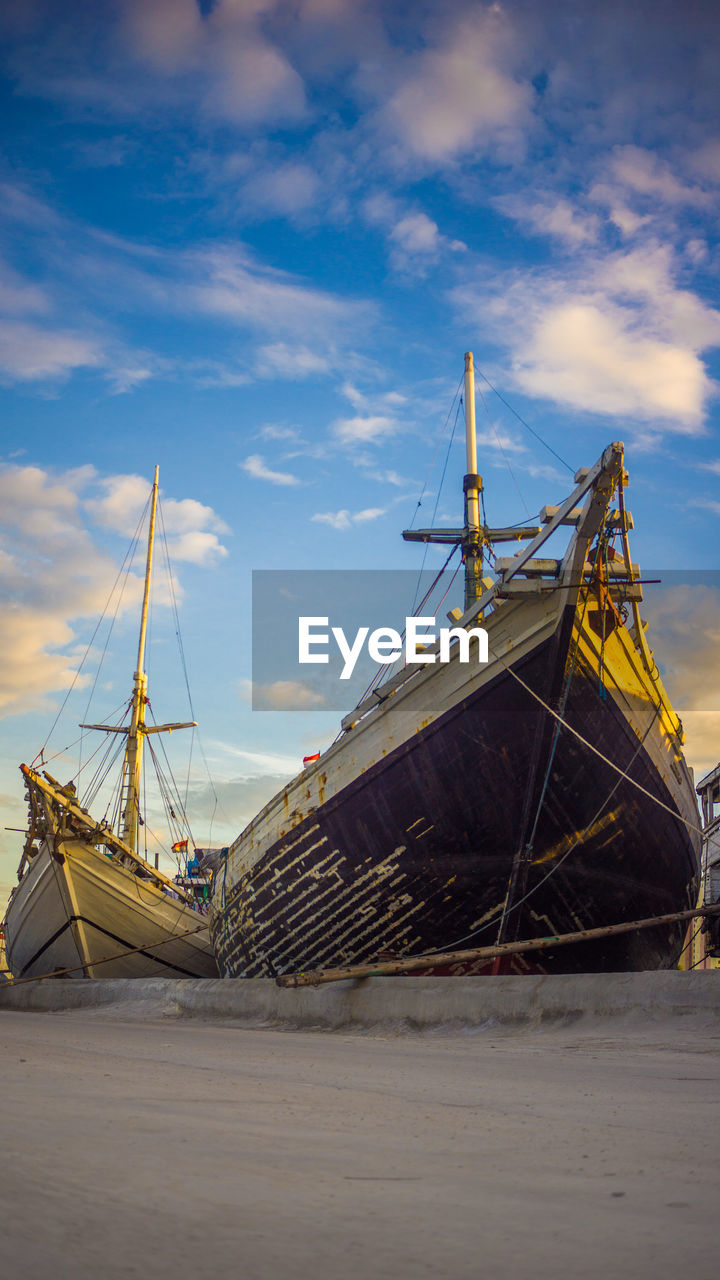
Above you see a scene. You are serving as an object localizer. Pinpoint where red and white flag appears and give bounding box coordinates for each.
[302,752,320,767]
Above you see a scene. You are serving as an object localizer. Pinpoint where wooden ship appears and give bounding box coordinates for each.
[3,470,218,980]
[209,354,701,980]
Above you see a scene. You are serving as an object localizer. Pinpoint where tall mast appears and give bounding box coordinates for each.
[462,353,484,612]
[121,467,158,850]
[402,352,542,616]
[79,466,197,863]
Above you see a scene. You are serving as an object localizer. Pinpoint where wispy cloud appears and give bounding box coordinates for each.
[187,245,373,342]
[331,415,399,446]
[363,193,466,272]
[4,0,308,128]
[494,196,600,247]
[257,424,303,442]
[254,342,330,379]
[311,506,386,530]
[241,454,301,486]
[0,179,372,392]
[0,319,102,383]
[250,680,327,711]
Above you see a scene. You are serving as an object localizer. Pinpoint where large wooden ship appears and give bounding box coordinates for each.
[3,470,218,981]
[210,355,701,978]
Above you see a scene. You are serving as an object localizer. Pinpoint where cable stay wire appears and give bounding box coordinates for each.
[474,364,575,475]
[407,373,464,533]
[155,499,229,845]
[437,690,665,955]
[37,498,152,765]
[476,384,533,521]
[410,393,464,614]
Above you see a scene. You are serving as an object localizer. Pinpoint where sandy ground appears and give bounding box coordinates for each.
[1,1009,719,1280]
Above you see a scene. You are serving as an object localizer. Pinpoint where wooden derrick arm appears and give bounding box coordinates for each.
[19,764,196,906]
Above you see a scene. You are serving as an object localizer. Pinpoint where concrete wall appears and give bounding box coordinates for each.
[1,970,719,1031]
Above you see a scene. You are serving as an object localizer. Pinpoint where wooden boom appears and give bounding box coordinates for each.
[276,904,720,987]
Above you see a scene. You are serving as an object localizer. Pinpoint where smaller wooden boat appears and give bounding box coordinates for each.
[3,469,218,980]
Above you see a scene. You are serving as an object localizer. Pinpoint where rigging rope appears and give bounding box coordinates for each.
[39,500,150,764]
[410,394,463,614]
[438,695,665,954]
[406,373,464,533]
[474,364,575,474]
[476,384,532,520]
[493,564,598,945]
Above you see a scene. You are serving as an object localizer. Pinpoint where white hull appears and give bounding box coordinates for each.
[5,834,217,980]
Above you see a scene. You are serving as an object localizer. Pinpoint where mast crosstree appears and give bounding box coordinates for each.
[402,352,542,612]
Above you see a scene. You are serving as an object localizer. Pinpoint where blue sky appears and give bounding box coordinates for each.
[1,0,719,903]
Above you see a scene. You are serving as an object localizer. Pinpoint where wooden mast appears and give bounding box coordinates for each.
[120,466,158,851]
[79,466,197,862]
[462,352,484,612]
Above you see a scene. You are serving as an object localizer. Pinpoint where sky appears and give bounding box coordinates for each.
[1,0,719,905]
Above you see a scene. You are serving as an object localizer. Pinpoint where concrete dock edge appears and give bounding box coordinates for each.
[1,970,719,1030]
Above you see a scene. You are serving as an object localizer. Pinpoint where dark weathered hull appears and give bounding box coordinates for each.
[211,605,700,978]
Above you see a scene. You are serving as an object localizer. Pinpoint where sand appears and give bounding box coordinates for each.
[1,1007,718,1279]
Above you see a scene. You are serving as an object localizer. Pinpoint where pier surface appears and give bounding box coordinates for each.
[1,974,719,1279]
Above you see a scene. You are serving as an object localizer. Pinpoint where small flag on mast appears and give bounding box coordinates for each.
[303,753,320,767]
[172,839,189,852]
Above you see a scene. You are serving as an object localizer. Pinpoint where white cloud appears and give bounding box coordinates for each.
[258,423,302,441]
[688,139,720,183]
[86,475,229,565]
[515,301,709,427]
[368,469,415,487]
[331,414,399,446]
[0,465,129,715]
[0,256,48,314]
[0,320,101,382]
[121,0,307,125]
[685,239,709,266]
[242,454,301,486]
[242,163,319,216]
[475,429,527,455]
[388,212,466,272]
[587,148,711,239]
[251,680,327,710]
[609,146,709,208]
[384,9,532,162]
[311,506,385,530]
[363,194,465,271]
[102,363,152,391]
[453,243,720,433]
[165,530,228,565]
[390,213,440,253]
[191,246,369,340]
[0,463,230,716]
[254,342,330,379]
[496,197,600,246]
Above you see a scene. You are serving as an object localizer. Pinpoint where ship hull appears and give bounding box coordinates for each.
[5,836,217,980]
[211,595,700,979]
